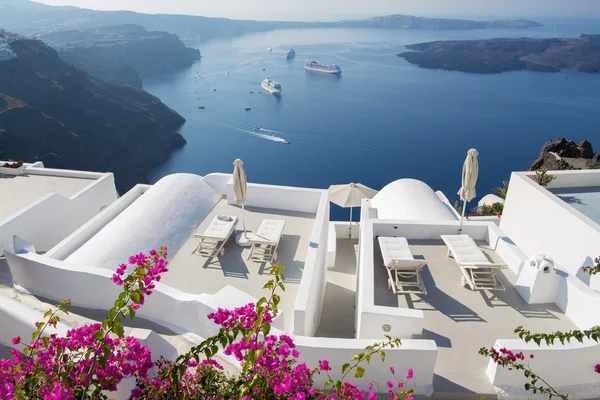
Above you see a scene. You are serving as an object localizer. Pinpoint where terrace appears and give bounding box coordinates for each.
[373,239,576,394]
[163,199,317,333]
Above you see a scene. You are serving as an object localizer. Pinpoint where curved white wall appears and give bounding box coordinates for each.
[372,179,458,221]
[65,174,220,270]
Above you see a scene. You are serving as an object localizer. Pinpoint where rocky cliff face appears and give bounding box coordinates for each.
[0,35,186,192]
[529,138,600,171]
[42,25,201,88]
[398,35,600,74]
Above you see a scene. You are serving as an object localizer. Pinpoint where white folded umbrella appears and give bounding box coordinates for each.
[457,149,479,232]
[233,159,248,234]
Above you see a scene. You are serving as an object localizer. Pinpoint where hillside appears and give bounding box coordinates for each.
[42,25,201,87]
[0,31,186,192]
[0,0,542,39]
[397,35,600,74]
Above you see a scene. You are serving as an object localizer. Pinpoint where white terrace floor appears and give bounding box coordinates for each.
[163,199,316,333]
[0,174,94,221]
[373,239,577,396]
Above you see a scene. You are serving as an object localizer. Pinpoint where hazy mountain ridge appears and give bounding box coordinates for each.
[397,35,600,74]
[42,24,201,87]
[0,33,187,192]
[0,0,542,40]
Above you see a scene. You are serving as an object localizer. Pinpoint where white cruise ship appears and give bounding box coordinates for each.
[304,61,342,75]
[286,49,296,59]
[261,78,282,95]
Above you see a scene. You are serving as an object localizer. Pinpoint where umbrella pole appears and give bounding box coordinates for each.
[458,199,467,232]
[349,206,353,239]
[242,203,247,237]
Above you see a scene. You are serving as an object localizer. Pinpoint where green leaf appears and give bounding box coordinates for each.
[355,366,365,378]
[131,291,141,304]
[335,380,343,393]
[341,363,351,375]
[262,323,271,336]
[379,350,386,362]
[324,379,334,388]
[262,281,275,290]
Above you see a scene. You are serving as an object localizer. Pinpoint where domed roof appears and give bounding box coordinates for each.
[371,179,458,221]
[66,173,221,270]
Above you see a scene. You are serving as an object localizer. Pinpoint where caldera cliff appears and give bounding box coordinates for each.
[0,31,186,192]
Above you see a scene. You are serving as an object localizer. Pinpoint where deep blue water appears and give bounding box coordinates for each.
[145,19,600,221]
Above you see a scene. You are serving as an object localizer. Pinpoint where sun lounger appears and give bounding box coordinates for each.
[441,234,507,291]
[192,215,238,257]
[378,237,427,295]
[248,219,286,263]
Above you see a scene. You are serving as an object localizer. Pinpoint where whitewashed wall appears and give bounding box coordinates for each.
[47,185,150,260]
[294,335,437,396]
[293,192,330,336]
[486,338,600,400]
[0,172,116,255]
[500,172,600,275]
[226,181,323,214]
[6,246,283,339]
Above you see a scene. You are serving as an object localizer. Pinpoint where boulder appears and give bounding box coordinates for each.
[541,138,580,158]
[593,153,600,163]
[578,140,594,158]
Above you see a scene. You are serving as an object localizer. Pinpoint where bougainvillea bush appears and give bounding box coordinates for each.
[0,247,416,400]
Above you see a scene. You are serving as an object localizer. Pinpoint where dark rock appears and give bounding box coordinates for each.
[41,25,201,88]
[593,153,600,163]
[541,138,580,158]
[0,37,186,193]
[398,36,600,74]
[578,140,594,158]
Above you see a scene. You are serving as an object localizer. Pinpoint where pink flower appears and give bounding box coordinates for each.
[368,392,377,400]
[11,336,20,345]
[318,360,331,371]
[187,360,198,367]
[368,383,373,390]
[386,381,393,388]
[406,368,414,379]
[131,304,141,310]
[595,364,600,374]
[530,354,535,359]
[389,366,395,375]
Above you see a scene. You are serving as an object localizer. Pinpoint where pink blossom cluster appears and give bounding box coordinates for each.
[0,324,153,400]
[490,347,534,367]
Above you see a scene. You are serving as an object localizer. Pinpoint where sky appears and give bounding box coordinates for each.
[34,0,600,21]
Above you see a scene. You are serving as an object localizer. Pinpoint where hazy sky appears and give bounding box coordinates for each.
[34,0,600,21]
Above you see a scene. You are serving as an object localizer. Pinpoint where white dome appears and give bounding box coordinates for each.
[66,174,221,270]
[371,179,457,221]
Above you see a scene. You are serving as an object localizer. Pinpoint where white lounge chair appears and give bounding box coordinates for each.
[441,234,507,291]
[378,237,427,295]
[248,219,286,263]
[192,215,238,258]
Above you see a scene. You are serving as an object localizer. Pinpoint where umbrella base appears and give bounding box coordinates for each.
[235,231,256,247]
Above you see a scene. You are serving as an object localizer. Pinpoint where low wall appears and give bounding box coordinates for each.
[332,221,360,239]
[500,172,600,275]
[294,335,437,395]
[5,247,284,339]
[555,268,600,330]
[226,181,324,214]
[293,192,330,336]
[202,173,230,195]
[486,338,600,399]
[47,185,150,260]
[0,172,117,255]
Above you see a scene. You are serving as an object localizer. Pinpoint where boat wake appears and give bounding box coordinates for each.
[253,132,289,144]
[256,128,283,135]
[212,122,289,144]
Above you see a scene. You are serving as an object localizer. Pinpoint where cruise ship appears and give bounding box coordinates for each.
[286,49,296,59]
[261,78,282,95]
[304,61,342,75]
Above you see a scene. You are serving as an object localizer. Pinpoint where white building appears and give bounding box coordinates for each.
[1,162,600,399]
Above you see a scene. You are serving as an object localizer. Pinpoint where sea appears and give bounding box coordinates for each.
[144,18,600,221]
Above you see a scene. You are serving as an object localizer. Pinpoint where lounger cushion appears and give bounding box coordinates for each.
[255,220,286,244]
[378,237,414,267]
[441,235,489,264]
[200,215,238,240]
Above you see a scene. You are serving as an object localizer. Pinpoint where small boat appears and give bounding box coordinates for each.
[212,89,217,91]
[286,49,296,59]
[261,78,282,95]
[267,46,272,52]
[255,126,261,131]
[262,68,266,71]
[198,106,205,110]
[304,61,342,75]
[245,107,251,111]
[249,91,254,94]
[283,139,290,144]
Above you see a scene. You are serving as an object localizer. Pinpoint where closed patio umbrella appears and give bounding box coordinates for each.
[233,159,248,235]
[328,183,378,238]
[458,149,479,232]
